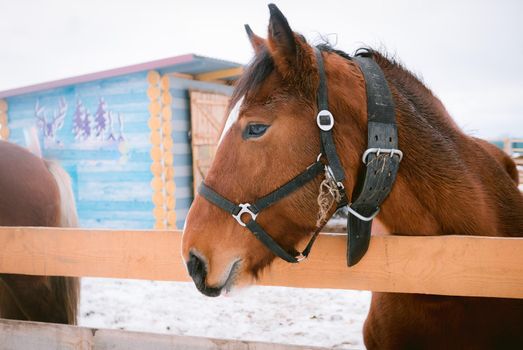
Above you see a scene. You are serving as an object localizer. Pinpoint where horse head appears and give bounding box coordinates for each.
[182,4,370,296]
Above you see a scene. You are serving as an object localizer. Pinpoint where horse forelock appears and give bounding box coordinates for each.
[230,48,275,109]
[230,39,324,111]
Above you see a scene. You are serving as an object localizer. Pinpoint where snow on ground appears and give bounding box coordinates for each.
[79,278,370,349]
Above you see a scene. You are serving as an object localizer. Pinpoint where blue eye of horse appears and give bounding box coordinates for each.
[244,124,269,139]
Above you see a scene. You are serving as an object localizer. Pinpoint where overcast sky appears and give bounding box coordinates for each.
[0,0,521,138]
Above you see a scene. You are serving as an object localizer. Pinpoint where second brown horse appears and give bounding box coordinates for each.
[0,140,79,324]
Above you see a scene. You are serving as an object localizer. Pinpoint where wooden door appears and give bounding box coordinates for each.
[189,91,230,195]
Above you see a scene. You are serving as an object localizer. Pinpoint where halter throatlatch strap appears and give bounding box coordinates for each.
[347,55,401,266]
[198,161,324,263]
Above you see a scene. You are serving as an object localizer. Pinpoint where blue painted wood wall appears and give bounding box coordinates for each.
[163,75,233,228]
[6,71,233,230]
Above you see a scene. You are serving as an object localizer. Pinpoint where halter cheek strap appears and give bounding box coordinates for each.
[314,49,346,185]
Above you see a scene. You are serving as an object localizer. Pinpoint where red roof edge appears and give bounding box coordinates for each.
[0,54,195,99]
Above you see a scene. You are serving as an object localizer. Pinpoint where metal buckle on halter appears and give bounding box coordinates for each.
[316,110,334,131]
[295,253,307,262]
[347,205,380,222]
[232,203,258,227]
[362,147,403,164]
[325,164,345,190]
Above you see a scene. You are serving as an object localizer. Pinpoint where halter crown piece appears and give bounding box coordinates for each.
[198,47,402,266]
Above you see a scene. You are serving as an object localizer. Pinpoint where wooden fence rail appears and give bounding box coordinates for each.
[0,318,325,350]
[0,227,522,299]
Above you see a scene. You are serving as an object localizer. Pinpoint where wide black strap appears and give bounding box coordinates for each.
[253,161,324,212]
[347,55,400,266]
[315,48,346,183]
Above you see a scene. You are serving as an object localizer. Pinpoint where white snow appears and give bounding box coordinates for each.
[79,278,370,349]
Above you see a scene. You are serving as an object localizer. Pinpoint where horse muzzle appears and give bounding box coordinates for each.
[186,251,241,297]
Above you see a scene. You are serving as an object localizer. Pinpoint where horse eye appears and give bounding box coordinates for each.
[243,124,269,139]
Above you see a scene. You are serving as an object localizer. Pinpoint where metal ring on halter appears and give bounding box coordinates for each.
[232,203,258,227]
[295,253,307,262]
[347,204,380,222]
[362,148,403,164]
[316,110,334,131]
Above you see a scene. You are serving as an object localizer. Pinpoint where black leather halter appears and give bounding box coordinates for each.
[199,161,324,263]
[198,48,402,266]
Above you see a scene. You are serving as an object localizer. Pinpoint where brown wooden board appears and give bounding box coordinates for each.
[0,318,326,350]
[0,227,522,298]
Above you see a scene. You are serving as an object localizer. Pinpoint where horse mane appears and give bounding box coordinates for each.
[232,41,436,112]
[317,43,450,118]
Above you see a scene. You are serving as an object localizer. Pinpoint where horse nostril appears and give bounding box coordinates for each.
[185,251,224,297]
[186,251,207,286]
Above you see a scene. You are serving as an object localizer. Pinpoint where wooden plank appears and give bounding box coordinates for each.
[0,99,7,112]
[267,234,523,299]
[94,328,327,350]
[166,72,194,80]
[0,99,8,141]
[195,67,244,82]
[0,227,522,298]
[0,318,92,350]
[146,71,160,85]
[0,319,326,350]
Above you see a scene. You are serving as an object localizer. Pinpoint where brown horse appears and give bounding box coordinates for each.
[0,140,79,324]
[182,4,523,349]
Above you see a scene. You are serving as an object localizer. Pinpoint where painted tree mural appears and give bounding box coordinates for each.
[35,96,125,149]
[93,98,108,140]
[72,99,92,140]
[93,99,125,142]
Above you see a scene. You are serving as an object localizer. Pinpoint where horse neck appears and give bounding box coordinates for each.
[333,56,523,237]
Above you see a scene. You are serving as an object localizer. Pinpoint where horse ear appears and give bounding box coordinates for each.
[268,4,295,55]
[267,4,311,77]
[245,24,265,54]
[267,4,299,72]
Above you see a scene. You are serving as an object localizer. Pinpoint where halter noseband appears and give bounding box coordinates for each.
[198,47,402,266]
